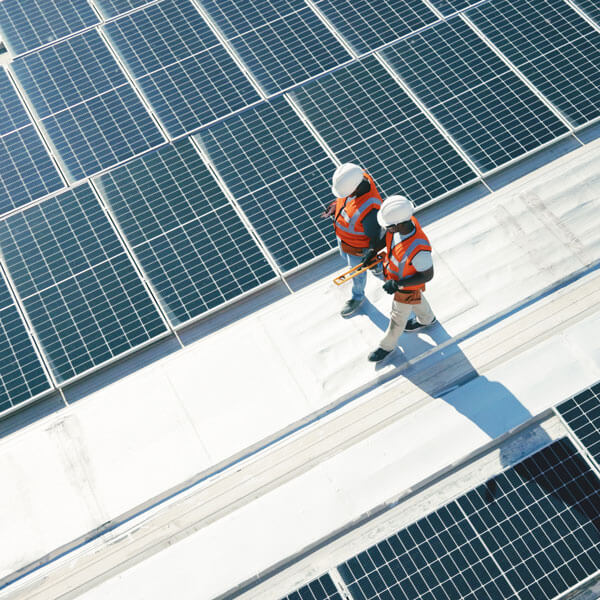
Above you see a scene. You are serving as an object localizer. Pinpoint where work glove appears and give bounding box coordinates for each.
[382,279,400,294]
[360,248,377,267]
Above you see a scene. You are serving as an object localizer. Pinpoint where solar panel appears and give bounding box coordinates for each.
[467,0,600,128]
[104,0,262,138]
[0,0,99,56]
[0,271,51,412]
[280,573,343,600]
[427,0,480,17]
[314,0,438,54]
[200,0,352,94]
[0,70,64,217]
[0,185,167,383]
[558,382,600,467]
[571,0,600,25]
[381,18,569,172]
[11,30,164,181]
[289,55,477,206]
[95,0,152,19]
[94,139,277,326]
[338,438,600,600]
[195,96,337,271]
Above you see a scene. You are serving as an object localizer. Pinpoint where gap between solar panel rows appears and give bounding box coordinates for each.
[0,0,599,414]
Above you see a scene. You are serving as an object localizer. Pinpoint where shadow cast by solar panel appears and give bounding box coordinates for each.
[0,392,65,439]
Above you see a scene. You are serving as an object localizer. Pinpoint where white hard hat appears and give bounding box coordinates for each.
[377,195,415,227]
[331,163,364,197]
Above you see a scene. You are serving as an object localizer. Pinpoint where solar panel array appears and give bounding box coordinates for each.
[281,438,600,600]
[557,381,600,468]
[0,0,599,409]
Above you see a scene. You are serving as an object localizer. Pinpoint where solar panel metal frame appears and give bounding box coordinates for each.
[465,0,600,129]
[198,0,353,95]
[313,0,439,55]
[556,381,600,473]
[0,184,171,385]
[0,267,54,415]
[0,0,100,57]
[10,29,166,182]
[336,438,600,600]
[380,16,571,175]
[279,572,344,600]
[194,95,339,273]
[102,0,263,138]
[93,138,280,328]
[0,68,66,218]
[288,54,479,208]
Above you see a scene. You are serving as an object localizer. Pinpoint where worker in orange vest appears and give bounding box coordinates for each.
[368,195,437,362]
[324,163,383,318]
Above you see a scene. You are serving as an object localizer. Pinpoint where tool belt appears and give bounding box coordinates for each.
[393,289,423,304]
[340,241,365,257]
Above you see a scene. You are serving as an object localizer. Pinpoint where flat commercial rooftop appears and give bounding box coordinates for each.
[1,135,600,599]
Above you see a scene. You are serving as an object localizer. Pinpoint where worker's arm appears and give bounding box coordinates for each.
[382,251,434,293]
[359,210,386,265]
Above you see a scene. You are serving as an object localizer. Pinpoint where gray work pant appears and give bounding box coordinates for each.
[379,294,435,351]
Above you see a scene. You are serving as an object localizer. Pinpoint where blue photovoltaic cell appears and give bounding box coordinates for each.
[95,139,277,326]
[11,30,164,181]
[315,0,438,54]
[200,0,352,94]
[290,56,476,206]
[338,438,600,600]
[468,0,600,127]
[459,439,600,600]
[196,97,337,271]
[280,573,343,600]
[558,382,600,466]
[104,0,261,137]
[0,185,167,383]
[382,19,569,172]
[427,0,480,17]
[571,0,600,24]
[0,126,64,217]
[0,0,99,56]
[95,0,152,19]
[0,272,50,413]
[0,69,30,135]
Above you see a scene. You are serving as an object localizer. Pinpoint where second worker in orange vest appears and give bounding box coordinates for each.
[368,195,437,363]
[326,163,383,318]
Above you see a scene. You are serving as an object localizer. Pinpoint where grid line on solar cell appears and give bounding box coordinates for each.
[428,0,480,17]
[0,69,31,136]
[96,0,154,20]
[10,30,164,180]
[0,185,167,382]
[95,139,277,326]
[0,126,65,217]
[200,1,351,95]
[467,0,600,127]
[195,97,337,271]
[0,0,99,56]
[280,572,343,600]
[289,55,477,206]
[0,303,51,412]
[382,18,569,172]
[558,382,600,468]
[569,0,600,26]
[104,0,262,138]
[338,438,600,600]
[315,0,438,55]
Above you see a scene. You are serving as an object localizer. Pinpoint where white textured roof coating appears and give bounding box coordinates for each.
[1,136,600,599]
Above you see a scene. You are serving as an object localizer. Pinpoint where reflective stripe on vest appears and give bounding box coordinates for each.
[335,197,380,235]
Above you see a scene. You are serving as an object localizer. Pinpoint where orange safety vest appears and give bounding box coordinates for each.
[333,172,382,249]
[383,217,432,291]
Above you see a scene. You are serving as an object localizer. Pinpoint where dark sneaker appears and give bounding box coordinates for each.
[368,347,392,362]
[404,316,437,332]
[340,298,364,318]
